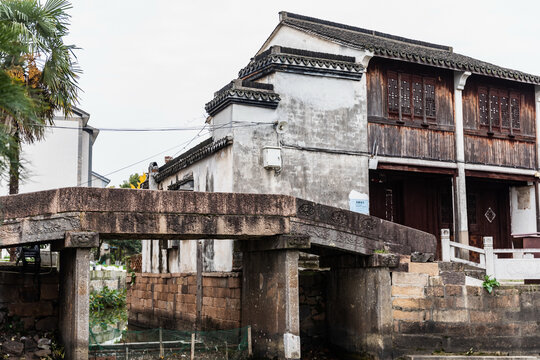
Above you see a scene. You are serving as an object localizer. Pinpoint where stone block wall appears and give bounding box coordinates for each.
[90,269,126,292]
[298,270,327,346]
[391,259,540,356]
[0,267,59,333]
[127,272,241,330]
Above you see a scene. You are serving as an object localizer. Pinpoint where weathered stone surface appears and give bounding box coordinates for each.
[1,188,435,258]
[2,340,24,356]
[408,262,439,276]
[65,231,99,248]
[411,252,435,262]
[34,349,52,357]
[367,253,399,268]
[294,198,436,254]
[327,267,393,359]
[22,337,37,352]
[242,249,300,359]
[35,316,57,331]
[440,271,466,285]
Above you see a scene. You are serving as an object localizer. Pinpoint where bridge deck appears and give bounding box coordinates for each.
[0,187,435,256]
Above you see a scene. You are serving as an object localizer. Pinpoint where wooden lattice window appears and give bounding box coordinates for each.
[400,75,411,115]
[387,72,399,113]
[500,95,510,129]
[510,95,520,130]
[412,77,423,117]
[387,71,437,123]
[489,92,500,129]
[478,87,521,134]
[479,89,489,126]
[425,81,436,118]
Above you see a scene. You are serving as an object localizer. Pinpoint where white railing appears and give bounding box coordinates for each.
[440,229,540,280]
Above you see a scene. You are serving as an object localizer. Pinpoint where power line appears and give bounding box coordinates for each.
[78,122,232,187]
[32,121,273,132]
[79,130,213,187]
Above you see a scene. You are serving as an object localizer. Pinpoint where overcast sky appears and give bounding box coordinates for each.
[65,0,540,187]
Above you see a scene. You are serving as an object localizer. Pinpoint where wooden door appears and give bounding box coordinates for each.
[467,180,511,260]
[370,171,453,259]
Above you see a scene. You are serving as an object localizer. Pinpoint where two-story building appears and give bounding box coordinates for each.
[146,12,540,273]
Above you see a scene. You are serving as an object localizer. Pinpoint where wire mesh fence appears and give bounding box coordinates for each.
[89,326,251,360]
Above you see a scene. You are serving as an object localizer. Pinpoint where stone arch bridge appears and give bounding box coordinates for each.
[0,188,435,359]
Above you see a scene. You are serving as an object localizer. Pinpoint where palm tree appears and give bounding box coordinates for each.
[0,0,80,193]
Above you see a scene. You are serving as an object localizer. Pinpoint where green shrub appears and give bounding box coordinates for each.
[89,286,126,313]
[482,275,500,294]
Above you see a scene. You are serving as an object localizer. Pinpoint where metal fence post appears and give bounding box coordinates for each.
[159,327,163,358]
[483,236,495,277]
[191,333,195,360]
[247,326,252,357]
[441,229,451,262]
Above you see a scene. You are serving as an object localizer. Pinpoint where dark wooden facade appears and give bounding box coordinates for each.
[366,56,538,256]
[370,170,453,258]
[367,58,537,169]
[462,75,537,169]
[367,58,455,162]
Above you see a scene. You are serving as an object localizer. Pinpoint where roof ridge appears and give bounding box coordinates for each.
[279,11,453,52]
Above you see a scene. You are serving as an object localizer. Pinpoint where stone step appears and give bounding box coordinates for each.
[406,356,539,360]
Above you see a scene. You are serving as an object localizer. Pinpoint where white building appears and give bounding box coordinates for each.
[0,107,109,195]
[143,12,540,274]
[0,107,109,259]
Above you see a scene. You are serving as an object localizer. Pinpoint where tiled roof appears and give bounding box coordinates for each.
[239,46,364,81]
[155,136,233,182]
[279,12,540,85]
[205,79,280,117]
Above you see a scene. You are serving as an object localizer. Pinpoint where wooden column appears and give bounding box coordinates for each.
[535,86,540,231]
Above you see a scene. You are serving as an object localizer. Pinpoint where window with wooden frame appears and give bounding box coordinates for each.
[478,87,520,135]
[387,71,436,125]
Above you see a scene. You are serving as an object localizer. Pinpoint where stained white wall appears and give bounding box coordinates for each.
[157,145,234,273]
[510,185,537,235]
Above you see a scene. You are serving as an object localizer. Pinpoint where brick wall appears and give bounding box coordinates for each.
[127,272,241,330]
[128,254,141,273]
[391,259,540,355]
[0,266,59,333]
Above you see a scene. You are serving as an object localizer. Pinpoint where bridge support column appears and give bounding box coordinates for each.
[58,232,98,360]
[242,249,301,359]
[324,255,394,359]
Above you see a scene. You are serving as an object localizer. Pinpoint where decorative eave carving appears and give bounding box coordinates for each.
[155,136,233,183]
[205,80,280,117]
[238,46,364,81]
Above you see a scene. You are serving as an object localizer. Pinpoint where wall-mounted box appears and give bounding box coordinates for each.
[262,146,282,170]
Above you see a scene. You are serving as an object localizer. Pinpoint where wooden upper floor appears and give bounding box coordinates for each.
[366,57,538,169]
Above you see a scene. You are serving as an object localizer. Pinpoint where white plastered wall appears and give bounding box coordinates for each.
[156,145,234,273]
[510,185,537,235]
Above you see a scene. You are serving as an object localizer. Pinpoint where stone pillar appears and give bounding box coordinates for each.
[58,231,97,360]
[242,249,300,359]
[59,247,90,359]
[325,256,393,359]
[454,71,472,248]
